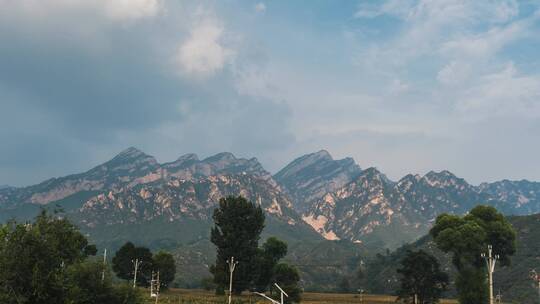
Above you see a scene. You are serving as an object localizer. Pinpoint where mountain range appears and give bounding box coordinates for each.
[1,147,540,251]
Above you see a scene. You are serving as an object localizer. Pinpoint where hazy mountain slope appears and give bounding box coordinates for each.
[170,238,374,291]
[274,150,361,213]
[0,147,161,207]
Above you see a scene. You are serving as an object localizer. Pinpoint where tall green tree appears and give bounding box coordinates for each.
[430,205,516,304]
[112,242,154,286]
[210,196,265,294]
[396,250,448,304]
[0,210,96,304]
[153,251,176,289]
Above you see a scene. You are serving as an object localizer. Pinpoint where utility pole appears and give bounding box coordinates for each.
[531,269,540,304]
[227,256,238,304]
[132,258,141,289]
[481,245,499,304]
[101,249,107,283]
[274,283,289,304]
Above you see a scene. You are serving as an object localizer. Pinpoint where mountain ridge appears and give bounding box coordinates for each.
[2,148,540,250]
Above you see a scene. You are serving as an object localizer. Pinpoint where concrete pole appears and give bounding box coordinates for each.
[101,249,107,283]
[482,245,498,304]
[132,258,140,289]
[227,257,238,304]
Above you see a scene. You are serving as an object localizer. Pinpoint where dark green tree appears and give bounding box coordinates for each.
[430,205,516,304]
[254,237,288,291]
[65,260,115,304]
[210,196,265,294]
[153,251,176,289]
[0,210,96,304]
[396,250,448,304]
[272,263,302,304]
[64,260,144,304]
[112,242,154,286]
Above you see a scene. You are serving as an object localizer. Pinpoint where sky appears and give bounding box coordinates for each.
[1,0,540,187]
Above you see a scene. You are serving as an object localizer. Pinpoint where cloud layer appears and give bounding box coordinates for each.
[0,0,539,186]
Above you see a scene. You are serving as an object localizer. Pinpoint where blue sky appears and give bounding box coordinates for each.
[1,0,540,186]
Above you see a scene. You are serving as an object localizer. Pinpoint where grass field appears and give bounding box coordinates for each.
[143,289,459,304]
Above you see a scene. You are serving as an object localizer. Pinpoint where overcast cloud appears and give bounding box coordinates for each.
[1,0,539,186]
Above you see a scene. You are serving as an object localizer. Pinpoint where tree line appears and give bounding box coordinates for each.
[0,210,176,304]
[0,196,516,304]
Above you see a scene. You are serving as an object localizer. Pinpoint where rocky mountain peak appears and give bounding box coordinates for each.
[176,153,199,162]
[421,170,464,188]
[203,152,237,163]
[274,150,362,213]
[106,147,158,167]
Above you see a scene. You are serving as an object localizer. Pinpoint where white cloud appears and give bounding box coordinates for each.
[437,61,472,86]
[440,20,527,59]
[0,0,161,22]
[456,63,540,119]
[354,0,415,19]
[103,0,161,21]
[255,2,266,13]
[176,19,235,78]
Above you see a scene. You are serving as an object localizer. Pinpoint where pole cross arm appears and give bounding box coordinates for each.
[274,283,289,298]
[253,292,281,304]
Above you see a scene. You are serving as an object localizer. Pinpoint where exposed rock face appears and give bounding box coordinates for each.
[163,152,276,187]
[0,148,276,207]
[301,169,527,248]
[78,174,300,228]
[477,180,540,215]
[274,150,361,213]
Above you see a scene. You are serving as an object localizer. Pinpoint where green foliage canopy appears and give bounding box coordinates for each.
[272,263,302,304]
[396,250,448,304]
[112,242,155,286]
[210,196,265,294]
[153,251,176,289]
[430,205,516,304]
[254,237,288,291]
[0,210,143,304]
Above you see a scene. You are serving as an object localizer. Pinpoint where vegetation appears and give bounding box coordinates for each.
[112,242,154,286]
[430,205,516,304]
[210,196,265,294]
[210,196,301,302]
[0,210,144,304]
[396,250,448,304]
[112,242,176,288]
[153,251,177,289]
[140,288,459,304]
